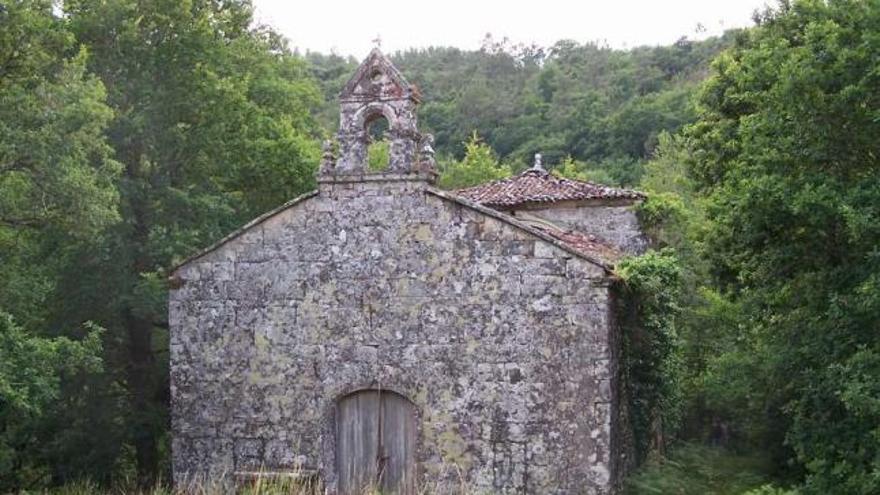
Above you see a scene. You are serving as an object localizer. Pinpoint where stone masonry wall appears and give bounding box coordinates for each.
[516,204,647,255]
[170,178,618,493]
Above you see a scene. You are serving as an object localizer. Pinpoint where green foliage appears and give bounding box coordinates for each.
[58,0,321,481]
[552,156,589,181]
[308,35,736,180]
[0,0,324,488]
[4,0,879,490]
[684,0,880,492]
[742,485,800,495]
[637,131,709,252]
[625,443,774,495]
[634,193,689,248]
[636,130,756,455]
[0,312,104,490]
[552,156,615,185]
[437,133,511,189]
[367,139,391,171]
[0,0,120,234]
[53,0,324,482]
[641,132,696,199]
[616,249,683,461]
[0,4,125,484]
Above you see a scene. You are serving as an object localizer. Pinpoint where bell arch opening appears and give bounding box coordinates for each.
[335,389,417,494]
[365,112,391,171]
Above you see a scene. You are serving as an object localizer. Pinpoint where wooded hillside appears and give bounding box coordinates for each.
[1,1,878,493]
[307,33,734,186]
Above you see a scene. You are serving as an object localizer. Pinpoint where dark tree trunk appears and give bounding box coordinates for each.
[126,307,158,484]
[124,160,159,484]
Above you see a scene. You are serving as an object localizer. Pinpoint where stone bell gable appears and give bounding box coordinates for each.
[326,48,435,176]
[169,49,628,495]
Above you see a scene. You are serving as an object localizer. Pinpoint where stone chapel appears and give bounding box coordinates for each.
[169,49,645,494]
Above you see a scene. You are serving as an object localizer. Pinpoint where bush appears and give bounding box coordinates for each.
[625,443,773,495]
[742,485,800,495]
[0,312,104,490]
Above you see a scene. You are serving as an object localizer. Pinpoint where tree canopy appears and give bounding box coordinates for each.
[437,133,512,189]
[684,1,880,492]
[2,0,879,492]
[0,0,120,235]
[308,33,735,185]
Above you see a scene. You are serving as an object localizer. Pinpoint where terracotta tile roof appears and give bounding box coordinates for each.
[455,168,644,207]
[528,222,624,265]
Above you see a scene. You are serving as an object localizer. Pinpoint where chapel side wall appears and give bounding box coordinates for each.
[520,204,647,254]
[170,180,618,494]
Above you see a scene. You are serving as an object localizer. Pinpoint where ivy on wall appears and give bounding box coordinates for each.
[616,248,683,463]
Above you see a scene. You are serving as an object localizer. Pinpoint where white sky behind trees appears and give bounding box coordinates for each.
[253,0,772,57]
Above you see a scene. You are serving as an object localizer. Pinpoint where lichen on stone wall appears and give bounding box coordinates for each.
[170,177,620,493]
[170,48,625,495]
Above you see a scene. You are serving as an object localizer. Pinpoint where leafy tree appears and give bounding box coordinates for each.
[307,35,734,177]
[9,1,867,490]
[640,132,696,200]
[0,312,104,490]
[686,1,880,492]
[57,0,322,481]
[366,116,390,171]
[0,3,127,488]
[437,133,511,189]
[0,0,119,233]
[640,129,781,461]
[552,156,615,185]
[552,156,590,181]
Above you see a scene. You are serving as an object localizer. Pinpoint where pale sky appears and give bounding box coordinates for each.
[253,0,772,58]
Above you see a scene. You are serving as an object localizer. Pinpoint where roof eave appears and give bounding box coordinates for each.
[168,190,319,275]
[426,187,616,275]
[485,196,644,210]
[169,186,620,282]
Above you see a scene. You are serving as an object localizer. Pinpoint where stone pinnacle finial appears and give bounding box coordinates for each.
[372,35,382,49]
[419,133,436,171]
[319,139,335,174]
[533,153,543,171]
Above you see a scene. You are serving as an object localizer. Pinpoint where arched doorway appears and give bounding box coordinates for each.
[335,389,417,494]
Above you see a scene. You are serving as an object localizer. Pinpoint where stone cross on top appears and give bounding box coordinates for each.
[319,48,436,179]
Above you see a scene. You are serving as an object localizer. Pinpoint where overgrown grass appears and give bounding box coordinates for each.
[34,446,798,495]
[34,473,468,494]
[32,475,323,495]
[39,479,172,495]
[624,443,782,495]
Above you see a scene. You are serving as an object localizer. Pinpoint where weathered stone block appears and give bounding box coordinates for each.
[170,49,628,495]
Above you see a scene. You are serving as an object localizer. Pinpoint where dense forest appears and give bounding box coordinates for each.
[1,0,879,493]
[307,32,734,186]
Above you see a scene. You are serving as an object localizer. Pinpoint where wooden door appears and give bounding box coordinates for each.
[336,390,417,494]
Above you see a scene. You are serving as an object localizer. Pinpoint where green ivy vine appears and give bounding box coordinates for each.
[616,248,683,464]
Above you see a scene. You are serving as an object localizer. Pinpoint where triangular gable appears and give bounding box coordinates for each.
[340,48,419,102]
[170,190,318,274]
[171,186,616,278]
